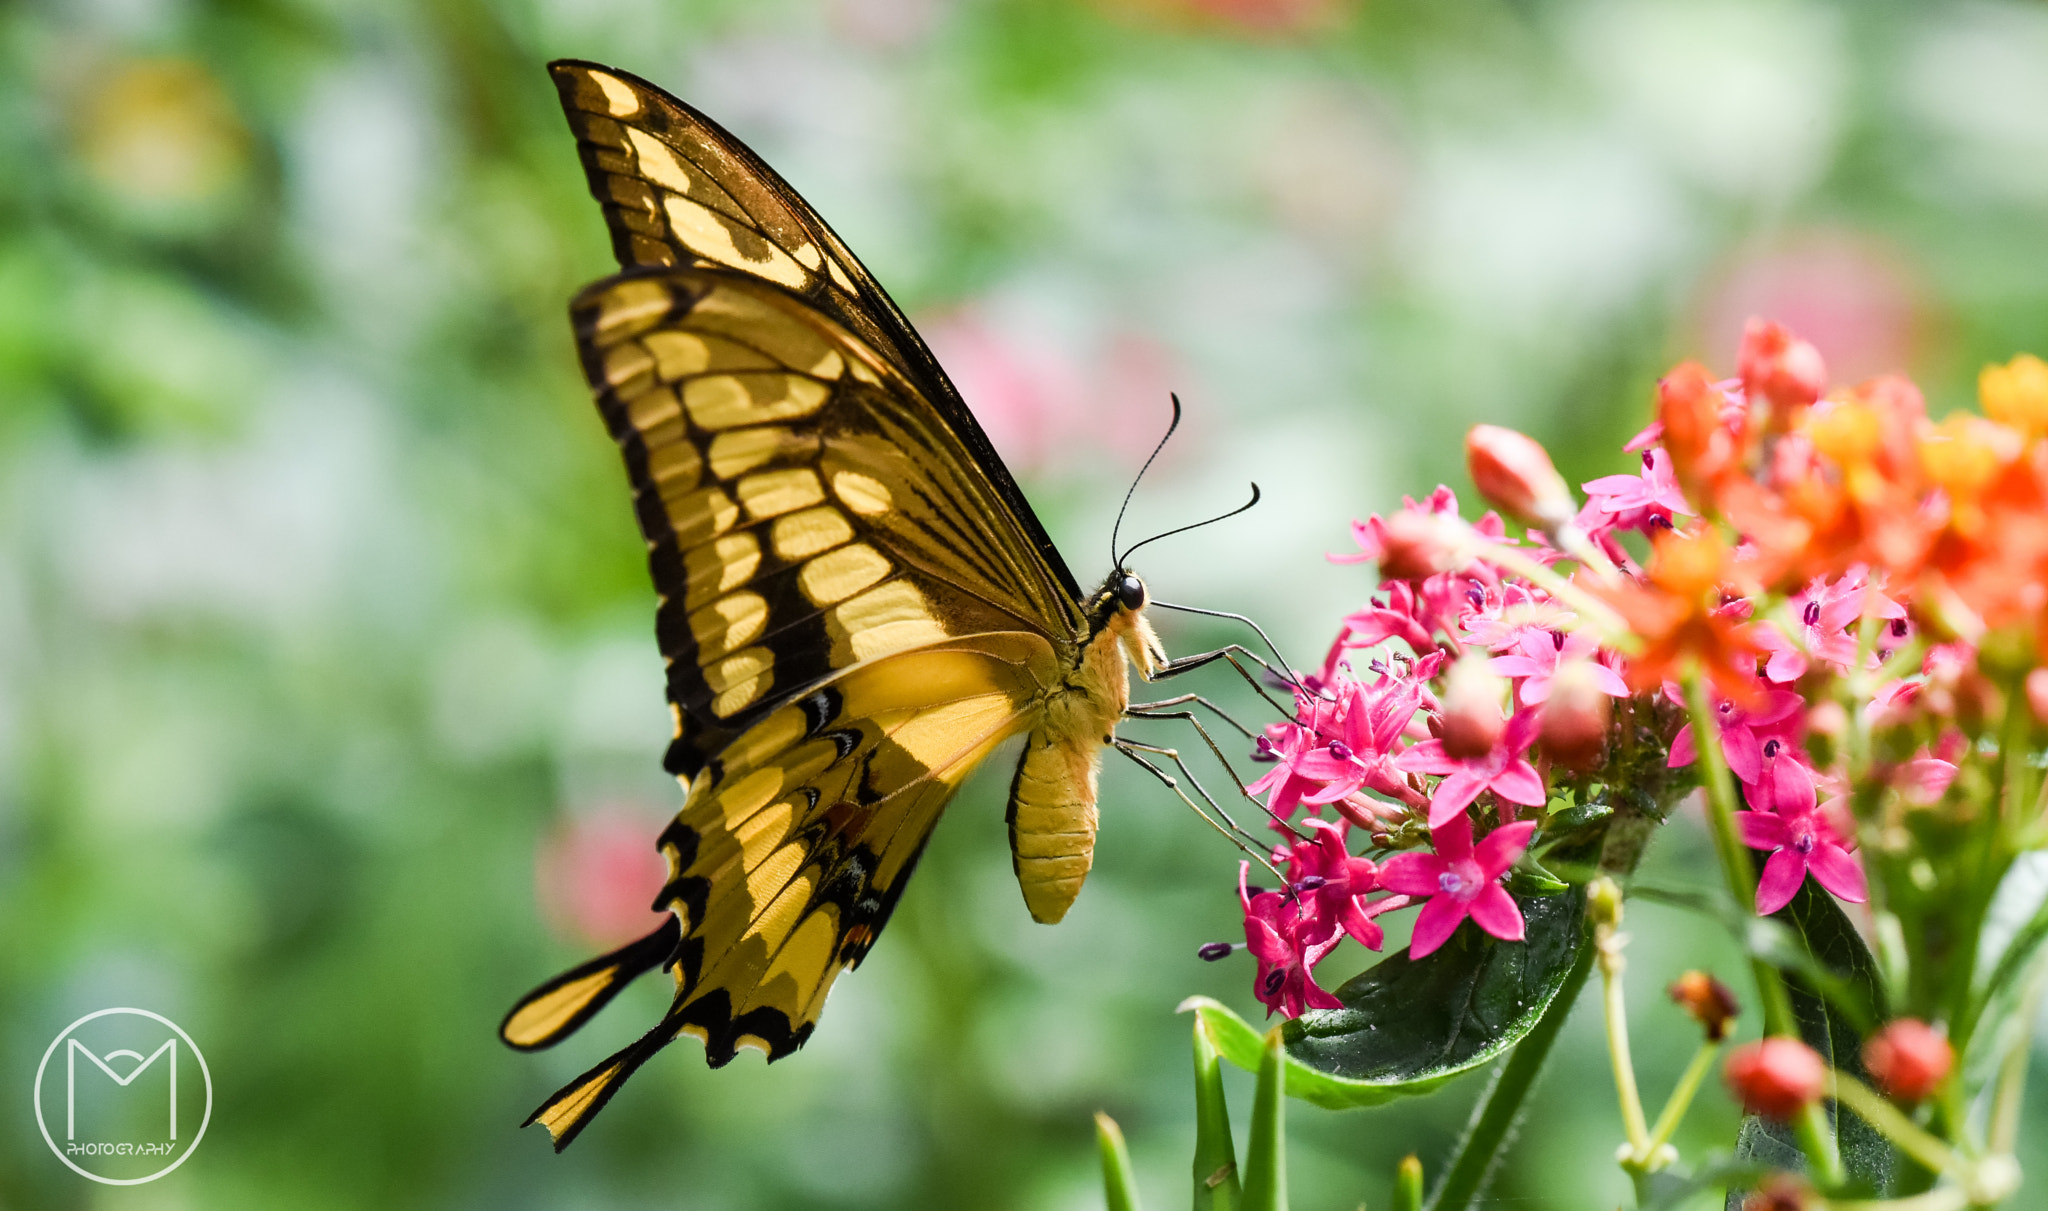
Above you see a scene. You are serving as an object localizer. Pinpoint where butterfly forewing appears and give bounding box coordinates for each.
[573,268,1082,780]
[549,58,1079,604]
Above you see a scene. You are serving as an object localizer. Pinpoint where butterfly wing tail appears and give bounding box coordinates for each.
[521,1012,683,1151]
[499,915,681,1051]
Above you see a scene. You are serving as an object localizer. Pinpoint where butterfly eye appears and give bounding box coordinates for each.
[1118,575,1147,611]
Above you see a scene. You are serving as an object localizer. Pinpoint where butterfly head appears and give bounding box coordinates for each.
[1090,568,1166,679]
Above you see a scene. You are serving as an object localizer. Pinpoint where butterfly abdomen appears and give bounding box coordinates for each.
[1004,606,1150,924]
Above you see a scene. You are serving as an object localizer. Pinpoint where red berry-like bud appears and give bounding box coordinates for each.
[1537,660,1611,772]
[1742,1174,1813,1211]
[1437,656,1507,760]
[1724,1038,1826,1120]
[1668,971,1740,1042]
[1466,424,1575,529]
[1739,317,1827,415]
[1863,1019,1952,1102]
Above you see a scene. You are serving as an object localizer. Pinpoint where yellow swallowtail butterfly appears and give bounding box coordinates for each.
[501,60,1253,1149]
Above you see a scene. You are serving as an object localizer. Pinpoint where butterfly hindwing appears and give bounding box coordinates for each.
[520,633,1057,1149]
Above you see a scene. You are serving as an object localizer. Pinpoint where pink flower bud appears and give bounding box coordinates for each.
[1537,660,1611,771]
[1724,1038,1826,1120]
[1438,656,1508,759]
[1739,317,1827,414]
[2026,667,2048,728]
[1466,424,1574,529]
[1863,1019,1951,1103]
[1376,509,1464,582]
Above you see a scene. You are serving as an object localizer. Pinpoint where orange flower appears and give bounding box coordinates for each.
[1659,362,1744,504]
[1980,354,2048,437]
[1594,528,1764,703]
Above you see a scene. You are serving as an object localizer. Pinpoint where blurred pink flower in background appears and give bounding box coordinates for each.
[1098,0,1350,34]
[1695,231,1927,385]
[921,309,1192,473]
[535,805,672,949]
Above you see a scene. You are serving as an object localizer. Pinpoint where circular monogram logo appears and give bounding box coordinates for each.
[33,1008,213,1185]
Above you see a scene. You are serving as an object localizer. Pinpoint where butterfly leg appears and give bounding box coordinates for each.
[1126,690,1258,739]
[1114,740,1287,884]
[1120,708,1306,840]
[1149,643,1297,718]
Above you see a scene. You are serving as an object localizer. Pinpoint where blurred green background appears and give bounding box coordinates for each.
[4,0,2048,1207]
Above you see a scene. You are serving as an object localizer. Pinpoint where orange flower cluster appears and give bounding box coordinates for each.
[1655,324,2048,657]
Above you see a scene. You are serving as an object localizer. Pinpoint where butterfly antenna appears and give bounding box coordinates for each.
[1116,483,1261,570]
[1110,393,1183,571]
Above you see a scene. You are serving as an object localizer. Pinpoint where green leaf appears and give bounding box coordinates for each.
[1181,891,1585,1109]
[1724,878,1897,1208]
[1191,1019,1241,1211]
[1239,1029,1288,1211]
[1305,889,1588,1105]
[1963,853,2048,1094]
[1096,1111,1144,1211]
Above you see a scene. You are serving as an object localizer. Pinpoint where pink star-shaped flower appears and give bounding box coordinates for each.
[1239,863,1343,1018]
[1668,686,1805,787]
[1756,570,1906,683]
[1378,815,1537,958]
[1487,628,1630,706]
[1282,820,1405,952]
[1736,809,1867,915]
[1580,448,1692,533]
[1395,708,1547,829]
[1290,675,1424,808]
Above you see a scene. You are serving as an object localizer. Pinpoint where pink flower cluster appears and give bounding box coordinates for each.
[1218,318,1989,1020]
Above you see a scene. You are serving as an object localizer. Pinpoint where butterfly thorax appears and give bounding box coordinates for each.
[1004,570,1163,925]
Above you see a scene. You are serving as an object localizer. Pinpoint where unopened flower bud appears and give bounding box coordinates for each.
[1724,1038,1826,1120]
[1742,1174,1813,1211]
[1587,876,1624,929]
[1466,424,1575,530]
[1377,509,1465,582]
[1658,361,1736,497]
[1538,659,1611,771]
[2028,668,2048,729]
[1739,317,1827,415]
[1862,1018,1951,1102]
[1438,656,1507,759]
[1668,971,1740,1042]
[1979,353,2048,436]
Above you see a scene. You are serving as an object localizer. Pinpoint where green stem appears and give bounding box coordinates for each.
[1830,1075,1957,1175]
[1639,1041,1721,1163]
[1426,925,1596,1211]
[1600,927,1651,1152]
[1681,674,1844,1188]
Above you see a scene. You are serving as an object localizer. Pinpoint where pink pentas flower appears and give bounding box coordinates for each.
[1240,863,1344,1018]
[1756,570,1906,683]
[1292,674,1424,807]
[1395,707,1547,829]
[1668,686,1805,786]
[1377,815,1537,958]
[1246,721,1332,822]
[1283,820,1403,951]
[1580,448,1692,533]
[1488,627,1630,706]
[1736,808,1867,915]
[1462,584,1574,652]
